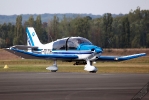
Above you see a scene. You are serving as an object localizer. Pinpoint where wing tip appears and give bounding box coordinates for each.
[136,53,146,57]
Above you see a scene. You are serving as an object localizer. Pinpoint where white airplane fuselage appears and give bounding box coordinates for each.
[31,38,102,61]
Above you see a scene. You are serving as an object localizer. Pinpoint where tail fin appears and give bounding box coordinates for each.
[26,27,42,46]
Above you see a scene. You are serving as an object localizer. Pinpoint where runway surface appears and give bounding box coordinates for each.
[0,72,149,100]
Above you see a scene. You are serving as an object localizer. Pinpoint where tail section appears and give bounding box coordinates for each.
[26,27,42,46]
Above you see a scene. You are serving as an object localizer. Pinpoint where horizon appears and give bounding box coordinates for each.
[0,13,126,16]
[0,0,149,15]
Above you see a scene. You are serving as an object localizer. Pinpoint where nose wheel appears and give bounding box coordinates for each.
[89,71,97,73]
[84,60,97,73]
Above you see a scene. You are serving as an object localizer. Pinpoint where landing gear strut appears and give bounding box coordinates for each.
[46,60,58,72]
[84,60,97,73]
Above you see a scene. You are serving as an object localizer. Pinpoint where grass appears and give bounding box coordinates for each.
[0,57,149,73]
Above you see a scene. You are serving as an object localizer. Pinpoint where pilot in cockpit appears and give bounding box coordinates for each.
[73,39,81,46]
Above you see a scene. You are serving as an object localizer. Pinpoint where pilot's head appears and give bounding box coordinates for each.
[77,39,81,44]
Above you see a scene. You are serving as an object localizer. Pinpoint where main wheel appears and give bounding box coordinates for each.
[51,70,57,72]
[89,71,97,73]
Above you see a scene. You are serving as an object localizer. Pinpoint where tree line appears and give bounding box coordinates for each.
[0,7,149,48]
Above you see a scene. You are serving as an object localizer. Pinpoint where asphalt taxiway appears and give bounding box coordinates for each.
[0,72,149,100]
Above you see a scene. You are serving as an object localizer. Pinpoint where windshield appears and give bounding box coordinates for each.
[68,37,92,46]
[66,37,92,50]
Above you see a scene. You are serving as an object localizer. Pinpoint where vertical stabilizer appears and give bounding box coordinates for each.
[26,27,42,46]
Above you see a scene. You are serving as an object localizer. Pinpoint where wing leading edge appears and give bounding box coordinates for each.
[98,53,146,61]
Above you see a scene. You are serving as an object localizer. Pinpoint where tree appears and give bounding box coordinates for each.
[47,15,59,41]
[120,16,130,48]
[28,15,35,27]
[102,13,113,48]
[35,15,42,32]
[13,15,23,45]
[0,23,15,47]
[59,15,71,37]
[74,16,91,38]
[0,38,5,48]
[0,23,7,47]
[6,23,15,47]
[89,18,102,46]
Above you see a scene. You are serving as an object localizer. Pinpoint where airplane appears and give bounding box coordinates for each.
[5,27,146,73]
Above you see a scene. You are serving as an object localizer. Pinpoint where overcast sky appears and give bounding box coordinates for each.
[0,0,149,15]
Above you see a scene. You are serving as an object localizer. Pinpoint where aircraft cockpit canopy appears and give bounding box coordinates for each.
[53,37,92,50]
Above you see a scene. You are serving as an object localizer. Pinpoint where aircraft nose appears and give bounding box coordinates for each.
[95,47,103,53]
[79,45,103,53]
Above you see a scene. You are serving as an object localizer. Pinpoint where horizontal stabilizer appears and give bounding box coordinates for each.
[98,53,146,61]
[11,45,38,50]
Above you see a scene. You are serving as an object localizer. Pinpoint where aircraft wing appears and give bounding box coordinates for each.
[5,47,78,60]
[98,53,146,61]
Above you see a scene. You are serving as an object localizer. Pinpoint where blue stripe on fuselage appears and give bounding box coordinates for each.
[26,28,34,46]
[52,50,92,54]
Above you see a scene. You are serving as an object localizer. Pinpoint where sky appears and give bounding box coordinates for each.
[0,0,149,15]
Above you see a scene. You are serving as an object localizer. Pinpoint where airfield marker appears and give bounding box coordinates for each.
[4,65,9,69]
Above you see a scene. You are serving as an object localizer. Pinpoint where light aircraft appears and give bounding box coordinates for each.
[5,27,146,73]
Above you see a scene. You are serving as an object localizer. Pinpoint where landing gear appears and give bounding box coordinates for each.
[84,60,97,73]
[89,71,97,73]
[51,70,57,72]
[46,59,97,73]
[46,60,58,72]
